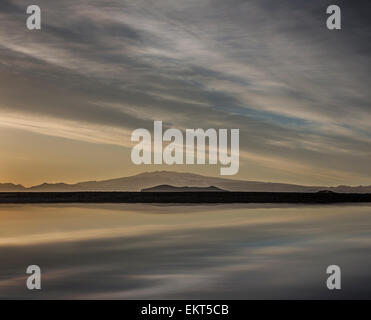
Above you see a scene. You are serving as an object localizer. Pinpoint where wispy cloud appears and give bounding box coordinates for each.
[0,0,370,184]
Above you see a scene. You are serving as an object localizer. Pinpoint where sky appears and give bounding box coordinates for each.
[0,0,370,187]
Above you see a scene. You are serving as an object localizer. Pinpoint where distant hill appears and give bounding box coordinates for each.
[316,190,337,194]
[0,183,26,192]
[0,171,371,193]
[141,185,227,192]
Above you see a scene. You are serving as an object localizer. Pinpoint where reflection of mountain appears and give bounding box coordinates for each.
[141,185,227,192]
[1,171,371,193]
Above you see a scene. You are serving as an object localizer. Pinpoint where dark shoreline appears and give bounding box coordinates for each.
[0,192,371,204]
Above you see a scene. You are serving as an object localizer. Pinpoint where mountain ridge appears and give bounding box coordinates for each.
[1,171,371,193]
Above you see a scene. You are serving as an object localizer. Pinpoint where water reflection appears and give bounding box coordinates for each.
[0,204,371,299]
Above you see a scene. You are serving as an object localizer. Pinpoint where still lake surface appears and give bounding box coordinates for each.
[0,203,371,299]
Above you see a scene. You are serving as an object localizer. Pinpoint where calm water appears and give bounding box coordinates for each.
[0,203,371,299]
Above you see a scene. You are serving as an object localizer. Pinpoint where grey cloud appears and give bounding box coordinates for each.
[0,0,370,182]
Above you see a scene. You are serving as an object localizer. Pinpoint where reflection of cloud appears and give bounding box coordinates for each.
[0,207,307,246]
[1,204,371,299]
[83,273,216,299]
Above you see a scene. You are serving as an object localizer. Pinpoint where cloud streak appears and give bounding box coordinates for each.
[0,0,370,185]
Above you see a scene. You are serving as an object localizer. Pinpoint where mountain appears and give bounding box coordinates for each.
[0,183,26,192]
[0,171,370,193]
[141,185,227,192]
[316,190,337,194]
